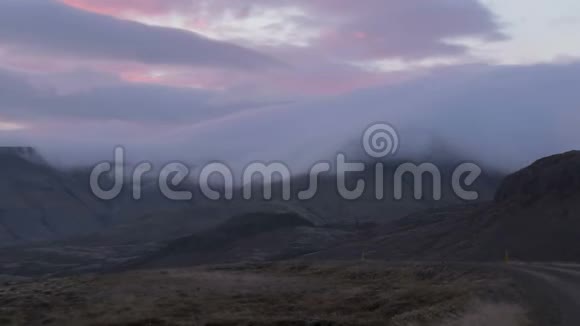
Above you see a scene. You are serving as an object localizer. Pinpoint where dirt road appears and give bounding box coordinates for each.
[509,263,580,326]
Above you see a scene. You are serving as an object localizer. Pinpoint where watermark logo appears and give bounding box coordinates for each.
[90,123,482,202]
[362,123,399,158]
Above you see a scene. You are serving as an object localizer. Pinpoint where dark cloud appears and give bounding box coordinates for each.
[0,69,263,123]
[0,0,281,69]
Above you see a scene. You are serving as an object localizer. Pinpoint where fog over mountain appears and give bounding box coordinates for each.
[4,62,580,175]
[0,1,578,174]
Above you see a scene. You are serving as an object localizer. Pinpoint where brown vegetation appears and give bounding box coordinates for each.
[0,262,525,326]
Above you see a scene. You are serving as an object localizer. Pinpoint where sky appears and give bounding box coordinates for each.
[0,0,579,171]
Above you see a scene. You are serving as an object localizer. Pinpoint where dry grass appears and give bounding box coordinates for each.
[444,301,529,326]
[0,261,524,326]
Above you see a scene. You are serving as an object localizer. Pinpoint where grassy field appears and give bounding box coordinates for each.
[0,261,528,326]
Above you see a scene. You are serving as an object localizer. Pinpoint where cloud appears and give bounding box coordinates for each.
[60,0,190,16]
[115,59,408,97]
[0,0,280,69]
[60,0,505,60]
[0,0,505,100]
[164,62,580,172]
[0,0,576,174]
[0,68,270,124]
[316,0,505,59]
[4,62,580,173]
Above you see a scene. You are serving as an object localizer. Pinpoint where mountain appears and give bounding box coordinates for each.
[0,147,109,246]
[129,152,505,269]
[306,150,580,262]
[0,150,575,276]
[0,143,503,251]
[488,150,580,261]
[495,150,580,203]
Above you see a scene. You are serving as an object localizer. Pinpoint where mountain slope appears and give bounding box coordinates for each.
[307,150,580,262]
[138,212,358,268]
[0,147,109,245]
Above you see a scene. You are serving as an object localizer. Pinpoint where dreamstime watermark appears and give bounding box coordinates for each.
[90,123,482,202]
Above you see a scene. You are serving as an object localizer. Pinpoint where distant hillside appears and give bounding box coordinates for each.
[0,151,576,276]
[137,212,356,268]
[0,144,504,249]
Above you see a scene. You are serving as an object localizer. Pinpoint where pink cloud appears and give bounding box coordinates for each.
[59,0,504,61]
[59,0,188,16]
[0,0,506,102]
[309,0,504,60]
[112,61,413,97]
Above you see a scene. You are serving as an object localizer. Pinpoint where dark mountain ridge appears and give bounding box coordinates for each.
[307,150,580,262]
[0,144,503,249]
